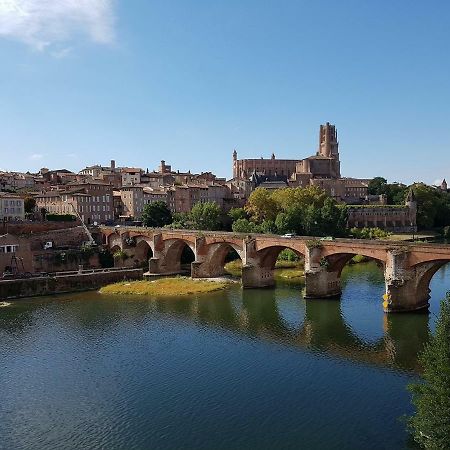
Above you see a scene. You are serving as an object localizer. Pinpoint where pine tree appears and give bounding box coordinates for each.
[408,292,450,449]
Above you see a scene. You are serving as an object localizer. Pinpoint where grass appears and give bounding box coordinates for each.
[224,259,304,284]
[99,277,230,297]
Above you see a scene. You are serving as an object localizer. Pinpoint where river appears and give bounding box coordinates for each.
[1,262,449,449]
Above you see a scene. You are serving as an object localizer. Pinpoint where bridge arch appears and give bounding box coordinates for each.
[133,238,154,268]
[162,238,196,274]
[321,251,386,279]
[192,242,243,278]
[412,259,450,308]
[256,245,304,270]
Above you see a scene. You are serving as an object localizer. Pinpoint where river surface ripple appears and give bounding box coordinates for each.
[1,262,448,450]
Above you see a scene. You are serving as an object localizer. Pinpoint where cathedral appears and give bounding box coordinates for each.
[231,122,370,203]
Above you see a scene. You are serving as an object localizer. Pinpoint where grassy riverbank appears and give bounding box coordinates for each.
[99,277,230,297]
[224,259,305,284]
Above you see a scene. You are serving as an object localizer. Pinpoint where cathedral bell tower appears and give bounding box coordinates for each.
[318,122,339,159]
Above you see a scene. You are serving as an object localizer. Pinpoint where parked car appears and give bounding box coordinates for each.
[282,233,296,238]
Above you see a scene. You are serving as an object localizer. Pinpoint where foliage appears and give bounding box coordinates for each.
[24,196,36,214]
[170,212,190,229]
[277,249,300,262]
[412,183,450,230]
[228,207,247,222]
[46,214,76,222]
[368,177,388,196]
[113,250,128,261]
[189,201,222,230]
[408,293,450,449]
[231,218,260,233]
[98,248,114,268]
[245,188,279,222]
[443,226,450,239]
[349,227,391,239]
[240,186,348,237]
[141,201,172,228]
[368,177,408,204]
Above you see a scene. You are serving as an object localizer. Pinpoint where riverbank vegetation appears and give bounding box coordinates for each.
[408,292,450,448]
[99,277,230,297]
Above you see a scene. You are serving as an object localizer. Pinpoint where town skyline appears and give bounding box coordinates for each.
[1,1,450,184]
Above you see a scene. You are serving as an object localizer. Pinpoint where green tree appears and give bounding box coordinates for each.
[141,201,172,227]
[412,183,446,229]
[231,218,259,233]
[245,188,279,222]
[275,207,304,235]
[368,177,388,195]
[408,293,450,449]
[190,201,222,230]
[24,196,36,214]
[228,207,247,222]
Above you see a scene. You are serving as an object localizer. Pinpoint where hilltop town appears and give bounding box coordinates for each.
[3,123,445,234]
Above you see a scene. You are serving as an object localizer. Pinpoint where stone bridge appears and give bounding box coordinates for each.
[99,226,450,313]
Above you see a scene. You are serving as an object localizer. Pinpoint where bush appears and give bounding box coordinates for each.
[277,249,300,262]
[350,227,391,240]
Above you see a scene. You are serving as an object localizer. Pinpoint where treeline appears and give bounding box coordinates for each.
[142,186,349,237]
[369,177,450,229]
[231,186,348,237]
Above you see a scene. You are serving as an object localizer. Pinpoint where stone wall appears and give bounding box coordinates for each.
[1,221,82,236]
[0,268,143,300]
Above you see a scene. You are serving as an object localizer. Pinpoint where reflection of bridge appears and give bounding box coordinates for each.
[100,226,450,312]
[141,289,429,372]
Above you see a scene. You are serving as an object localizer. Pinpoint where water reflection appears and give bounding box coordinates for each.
[1,263,441,373]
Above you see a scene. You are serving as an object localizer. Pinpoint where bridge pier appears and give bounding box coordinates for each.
[304,268,341,298]
[303,244,342,298]
[241,265,275,288]
[383,250,430,313]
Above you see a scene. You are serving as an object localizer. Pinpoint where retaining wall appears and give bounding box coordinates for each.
[0,268,143,300]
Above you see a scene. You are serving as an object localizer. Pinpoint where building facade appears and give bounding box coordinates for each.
[0,193,25,221]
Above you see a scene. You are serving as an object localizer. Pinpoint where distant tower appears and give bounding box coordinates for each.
[271,152,275,160]
[232,149,238,178]
[441,179,448,191]
[318,122,339,159]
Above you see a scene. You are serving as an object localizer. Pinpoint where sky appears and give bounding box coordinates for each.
[1,0,450,184]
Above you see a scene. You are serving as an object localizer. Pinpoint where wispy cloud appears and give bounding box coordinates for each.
[0,0,116,51]
[29,153,43,160]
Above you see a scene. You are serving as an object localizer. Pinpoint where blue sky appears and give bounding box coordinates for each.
[1,0,449,184]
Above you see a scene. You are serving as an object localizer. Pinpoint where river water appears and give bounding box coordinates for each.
[1,262,449,450]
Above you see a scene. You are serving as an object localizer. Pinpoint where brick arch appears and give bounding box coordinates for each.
[164,238,196,255]
[256,245,304,270]
[320,247,387,264]
[322,252,386,277]
[134,235,154,254]
[108,233,123,250]
[133,239,154,267]
[161,238,196,273]
[415,260,450,303]
[206,241,244,261]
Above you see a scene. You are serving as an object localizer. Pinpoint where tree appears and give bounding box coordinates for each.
[319,198,348,237]
[142,201,172,227]
[275,207,304,235]
[245,188,279,222]
[24,196,36,214]
[228,207,247,222]
[231,218,259,233]
[190,201,221,230]
[408,293,450,449]
[368,177,388,195]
